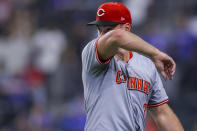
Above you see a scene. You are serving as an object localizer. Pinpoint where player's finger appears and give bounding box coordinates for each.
[170,75,174,80]
[165,67,171,80]
[165,69,169,79]
[171,65,176,75]
[168,70,173,80]
[168,66,174,80]
[170,58,176,75]
[166,66,174,80]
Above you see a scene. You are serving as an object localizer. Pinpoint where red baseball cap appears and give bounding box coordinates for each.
[87,2,132,26]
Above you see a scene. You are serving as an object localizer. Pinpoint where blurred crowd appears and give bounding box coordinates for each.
[0,0,196,131]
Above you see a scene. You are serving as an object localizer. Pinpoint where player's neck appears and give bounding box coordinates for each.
[115,50,130,62]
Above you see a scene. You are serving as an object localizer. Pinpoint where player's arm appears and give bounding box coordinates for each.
[97,28,175,80]
[148,103,184,131]
[98,28,159,60]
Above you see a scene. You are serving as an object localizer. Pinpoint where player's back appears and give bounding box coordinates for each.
[82,39,168,131]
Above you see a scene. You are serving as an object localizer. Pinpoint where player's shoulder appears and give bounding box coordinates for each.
[83,39,97,50]
[82,39,97,55]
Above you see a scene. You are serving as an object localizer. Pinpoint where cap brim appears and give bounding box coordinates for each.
[87,20,120,26]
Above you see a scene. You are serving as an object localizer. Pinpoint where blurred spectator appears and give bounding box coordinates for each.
[188,16,197,38]
[143,22,171,52]
[0,10,33,75]
[12,0,36,8]
[50,0,121,11]
[32,22,66,75]
[58,95,85,131]
[69,20,89,58]
[0,71,31,128]
[50,44,83,104]
[0,0,12,28]
[124,0,153,26]
[172,13,196,63]
[27,104,53,131]
[32,21,68,106]
[14,112,29,131]
[24,64,47,106]
[193,121,197,131]
[50,0,78,11]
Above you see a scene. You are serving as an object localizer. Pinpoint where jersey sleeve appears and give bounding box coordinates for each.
[82,38,110,73]
[148,70,168,108]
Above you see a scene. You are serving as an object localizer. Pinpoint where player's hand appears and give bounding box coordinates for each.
[152,50,176,81]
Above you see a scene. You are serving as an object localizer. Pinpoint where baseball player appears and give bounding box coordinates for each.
[82,2,184,131]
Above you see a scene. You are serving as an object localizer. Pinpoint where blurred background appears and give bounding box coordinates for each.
[0,0,196,131]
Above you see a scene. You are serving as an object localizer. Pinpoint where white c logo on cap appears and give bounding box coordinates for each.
[97,9,105,17]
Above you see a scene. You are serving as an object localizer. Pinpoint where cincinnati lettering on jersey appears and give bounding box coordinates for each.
[116,70,151,95]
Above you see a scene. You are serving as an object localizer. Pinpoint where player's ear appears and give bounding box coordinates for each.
[97,25,102,36]
[123,23,131,31]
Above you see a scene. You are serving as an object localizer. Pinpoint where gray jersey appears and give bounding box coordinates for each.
[82,39,168,131]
